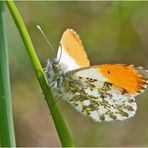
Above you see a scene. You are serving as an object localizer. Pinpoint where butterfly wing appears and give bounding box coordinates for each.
[60,64,148,122]
[57,29,90,72]
[53,29,148,122]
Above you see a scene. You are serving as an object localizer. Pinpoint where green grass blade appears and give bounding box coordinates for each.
[6,1,74,147]
[0,1,16,147]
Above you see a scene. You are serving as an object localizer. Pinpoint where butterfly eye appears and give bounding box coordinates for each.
[53,58,59,65]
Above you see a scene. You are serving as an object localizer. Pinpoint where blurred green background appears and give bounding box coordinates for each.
[6,1,148,147]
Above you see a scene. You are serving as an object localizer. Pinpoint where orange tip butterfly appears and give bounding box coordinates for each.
[44,28,148,122]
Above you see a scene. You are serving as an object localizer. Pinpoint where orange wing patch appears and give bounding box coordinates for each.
[98,64,146,94]
[61,29,90,68]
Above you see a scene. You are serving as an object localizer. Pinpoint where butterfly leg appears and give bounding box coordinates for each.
[49,81,57,89]
[49,93,64,112]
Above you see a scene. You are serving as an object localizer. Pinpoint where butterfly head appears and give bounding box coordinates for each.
[44,58,62,84]
[52,58,62,74]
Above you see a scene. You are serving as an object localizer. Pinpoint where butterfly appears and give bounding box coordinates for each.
[45,29,148,122]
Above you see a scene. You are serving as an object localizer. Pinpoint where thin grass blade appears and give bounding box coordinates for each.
[0,1,16,147]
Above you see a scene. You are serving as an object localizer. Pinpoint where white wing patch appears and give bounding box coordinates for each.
[53,68,138,122]
[57,45,80,72]
[75,68,108,82]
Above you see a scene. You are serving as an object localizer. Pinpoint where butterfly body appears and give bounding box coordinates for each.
[45,29,148,122]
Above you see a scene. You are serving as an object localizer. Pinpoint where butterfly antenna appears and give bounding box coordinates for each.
[37,25,56,57]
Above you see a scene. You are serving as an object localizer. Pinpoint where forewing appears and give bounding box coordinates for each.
[57,29,90,72]
[61,65,148,122]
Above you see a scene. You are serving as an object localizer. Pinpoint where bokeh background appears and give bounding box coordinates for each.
[6,1,148,147]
